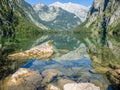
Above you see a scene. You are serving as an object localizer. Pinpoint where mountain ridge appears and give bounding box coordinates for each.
[15,0,89,30]
[33,2,83,30]
[49,2,89,22]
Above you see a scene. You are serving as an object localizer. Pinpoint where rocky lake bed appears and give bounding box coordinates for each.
[2,35,113,90]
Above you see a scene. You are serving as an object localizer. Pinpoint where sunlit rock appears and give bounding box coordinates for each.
[46,79,75,90]
[46,84,61,90]
[64,83,100,90]
[7,68,42,90]
[8,41,54,60]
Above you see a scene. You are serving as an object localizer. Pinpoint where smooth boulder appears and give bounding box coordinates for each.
[7,68,42,90]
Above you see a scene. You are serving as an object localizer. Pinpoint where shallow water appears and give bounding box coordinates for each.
[22,57,105,82]
[18,34,108,89]
[1,34,111,90]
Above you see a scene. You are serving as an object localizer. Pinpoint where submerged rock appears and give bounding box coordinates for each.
[57,79,75,89]
[7,68,42,90]
[8,41,54,60]
[47,82,100,90]
[46,79,75,90]
[64,83,100,90]
[5,56,108,90]
[41,69,62,86]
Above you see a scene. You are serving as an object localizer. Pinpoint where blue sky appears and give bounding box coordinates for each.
[25,0,94,7]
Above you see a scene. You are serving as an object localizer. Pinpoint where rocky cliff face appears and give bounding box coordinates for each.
[86,0,120,35]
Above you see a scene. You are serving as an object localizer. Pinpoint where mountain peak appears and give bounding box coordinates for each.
[36,2,45,6]
[52,1,61,5]
[50,2,89,22]
[50,2,88,9]
[33,3,47,11]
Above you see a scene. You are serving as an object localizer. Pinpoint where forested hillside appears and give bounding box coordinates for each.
[0,0,42,78]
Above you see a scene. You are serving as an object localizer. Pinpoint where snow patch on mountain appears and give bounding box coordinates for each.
[33,3,46,12]
[50,2,89,22]
[34,3,59,22]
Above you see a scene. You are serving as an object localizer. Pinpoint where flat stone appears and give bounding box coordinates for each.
[64,83,100,90]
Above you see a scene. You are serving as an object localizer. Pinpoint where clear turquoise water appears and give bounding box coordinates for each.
[19,34,109,89]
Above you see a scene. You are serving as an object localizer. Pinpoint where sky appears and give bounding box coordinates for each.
[25,0,94,7]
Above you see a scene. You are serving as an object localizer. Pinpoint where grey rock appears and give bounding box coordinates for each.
[7,68,42,90]
[63,83,100,90]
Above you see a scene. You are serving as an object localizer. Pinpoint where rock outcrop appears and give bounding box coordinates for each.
[7,68,42,90]
[8,41,54,60]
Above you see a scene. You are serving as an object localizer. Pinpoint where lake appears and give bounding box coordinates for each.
[1,33,117,90]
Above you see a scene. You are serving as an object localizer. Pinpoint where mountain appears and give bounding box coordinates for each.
[0,0,43,36]
[33,3,82,30]
[12,1,88,30]
[50,2,89,22]
[15,0,48,29]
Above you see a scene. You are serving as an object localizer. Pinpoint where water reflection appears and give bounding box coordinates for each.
[31,34,81,51]
[1,33,119,90]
